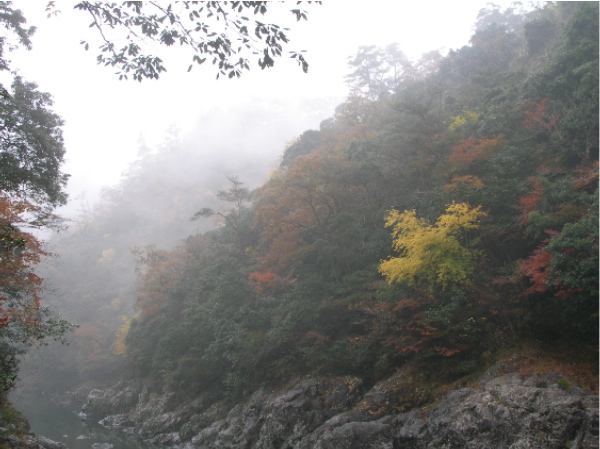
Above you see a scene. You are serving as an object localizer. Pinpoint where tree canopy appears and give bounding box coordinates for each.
[114,2,597,396]
[15,1,600,412]
[0,2,72,394]
[74,1,320,80]
[379,203,486,290]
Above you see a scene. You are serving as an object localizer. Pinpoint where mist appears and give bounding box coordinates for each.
[2,2,597,449]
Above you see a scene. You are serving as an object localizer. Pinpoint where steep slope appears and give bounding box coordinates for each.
[116,2,598,406]
[18,4,598,447]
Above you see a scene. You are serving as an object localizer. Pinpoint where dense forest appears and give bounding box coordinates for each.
[15,97,334,393]
[4,1,599,439]
[118,1,599,398]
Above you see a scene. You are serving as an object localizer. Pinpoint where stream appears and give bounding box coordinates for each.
[10,392,158,449]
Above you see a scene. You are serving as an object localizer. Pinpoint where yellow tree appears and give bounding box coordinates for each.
[379,203,486,290]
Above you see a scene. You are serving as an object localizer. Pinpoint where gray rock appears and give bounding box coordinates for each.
[82,371,598,449]
[388,373,598,449]
[81,382,142,420]
[91,444,113,449]
[98,414,134,429]
[15,435,68,449]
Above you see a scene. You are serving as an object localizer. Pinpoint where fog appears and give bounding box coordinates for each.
[8,0,518,391]
[9,0,522,387]
[7,1,513,217]
[9,2,591,447]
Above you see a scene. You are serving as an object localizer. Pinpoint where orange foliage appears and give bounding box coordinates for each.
[522,98,560,131]
[255,152,364,272]
[133,239,207,318]
[518,177,545,225]
[74,325,103,349]
[516,235,558,295]
[248,270,280,297]
[397,346,421,355]
[449,135,504,163]
[0,196,49,336]
[434,346,461,357]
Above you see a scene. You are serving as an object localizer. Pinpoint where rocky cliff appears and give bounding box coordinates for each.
[80,360,599,449]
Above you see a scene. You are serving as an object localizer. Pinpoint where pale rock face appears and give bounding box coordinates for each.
[81,370,599,449]
[3,435,67,449]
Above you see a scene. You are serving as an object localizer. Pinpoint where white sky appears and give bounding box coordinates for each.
[6,1,517,217]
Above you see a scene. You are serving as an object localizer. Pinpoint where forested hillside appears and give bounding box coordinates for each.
[112,1,598,402]
[16,98,334,393]
[19,2,598,410]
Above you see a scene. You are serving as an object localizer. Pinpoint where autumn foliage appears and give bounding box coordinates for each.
[0,197,48,336]
[379,203,486,290]
[522,98,560,131]
[248,270,291,297]
[517,238,555,295]
[449,135,504,163]
[518,177,545,225]
[74,2,599,402]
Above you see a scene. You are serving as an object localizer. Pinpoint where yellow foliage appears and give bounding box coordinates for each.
[448,110,479,131]
[444,175,485,191]
[113,316,131,355]
[379,203,486,290]
[97,248,115,265]
[108,296,122,310]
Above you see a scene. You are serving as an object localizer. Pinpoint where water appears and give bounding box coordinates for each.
[11,393,158,449]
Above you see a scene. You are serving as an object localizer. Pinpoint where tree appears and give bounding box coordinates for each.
[0,5,34,76]
[255,151,368,277]
[345,43,415,100]
[517,187,598,339]
[345,45,388,100]
[0,2,72,394]
[0,76,69,211]
[191,175,252,256]
[0,3,68,214]
[379,203,486,290]
[74,1,320,81]
[0,197,73,392]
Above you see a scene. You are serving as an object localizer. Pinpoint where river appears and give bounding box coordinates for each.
[11,392,158,449]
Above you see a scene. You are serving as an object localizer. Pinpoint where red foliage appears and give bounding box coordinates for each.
[517,236,558,295]
[572,162,599,189]
[522,98,560,131]
[434,346,461,357]
[449,136,504,163]
[396,345,421,355]
[248,270,281,297]
[518,177,545,225]
[0,196,49,336]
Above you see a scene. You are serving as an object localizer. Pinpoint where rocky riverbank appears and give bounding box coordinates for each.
[1,435,67,449]
[0,398,67,449]
[79,359,599,449]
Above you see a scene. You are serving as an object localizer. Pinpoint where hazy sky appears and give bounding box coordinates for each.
[6,1,517,217]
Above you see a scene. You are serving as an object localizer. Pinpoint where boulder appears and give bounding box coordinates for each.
[82,370,598,449]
